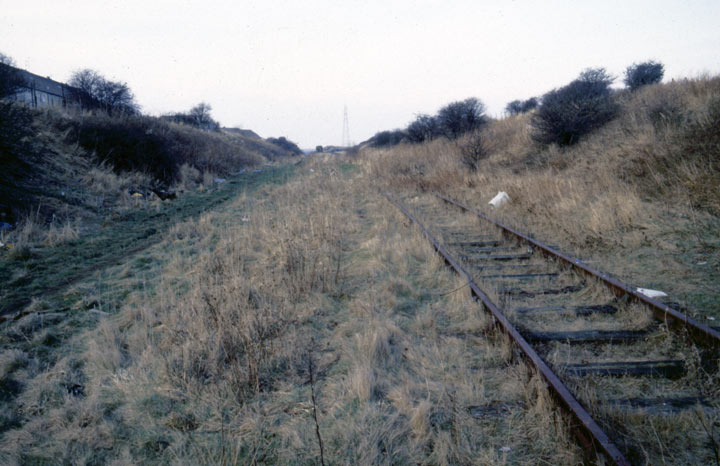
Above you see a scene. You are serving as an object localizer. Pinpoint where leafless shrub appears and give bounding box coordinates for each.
[460,132,493,171]
[160,250,291,399]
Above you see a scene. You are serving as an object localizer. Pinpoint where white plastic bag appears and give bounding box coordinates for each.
[636,287,668,298]
[489,191,510,208]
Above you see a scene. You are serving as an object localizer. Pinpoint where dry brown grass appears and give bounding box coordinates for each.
[359,75,720,321]
[0,157,585,464]
[42,219,80,247]
[4,75,718,465]
[1,207,82,255]
[364,75,720,230]
[398,190,720,464]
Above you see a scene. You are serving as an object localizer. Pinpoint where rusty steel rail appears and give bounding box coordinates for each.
[435,193,720,349]
[384,193,630,466]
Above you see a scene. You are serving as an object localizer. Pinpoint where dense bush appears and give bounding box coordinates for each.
[360,97,486,147]
[437,97,487,139]
[532,68,618,146]
[406,114,440,143]
[71,114,263,184]
[368,129,406,147]
[266,136,302,155]
[624,61,664,91]
[73,115,184,182]
[505,97,538,115]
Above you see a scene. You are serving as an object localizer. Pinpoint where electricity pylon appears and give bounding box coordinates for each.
[342,105,351,147]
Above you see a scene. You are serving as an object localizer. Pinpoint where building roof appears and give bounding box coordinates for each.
[15,68,69,97]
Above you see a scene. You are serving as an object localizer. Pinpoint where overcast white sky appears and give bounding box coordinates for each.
[2,0,719,147]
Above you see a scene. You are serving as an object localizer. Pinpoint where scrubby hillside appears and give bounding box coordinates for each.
[359,75,720,319]
[0,102,298,249]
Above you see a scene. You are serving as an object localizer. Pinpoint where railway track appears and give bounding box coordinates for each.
[386,192,720,465]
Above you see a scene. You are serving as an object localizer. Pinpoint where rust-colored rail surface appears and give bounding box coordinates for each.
[435,193,720,349]
[384,193,631,466]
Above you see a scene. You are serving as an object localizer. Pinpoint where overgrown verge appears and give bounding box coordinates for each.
[360,74,720,319]
[0,102,301,259]
[0,165,295,316]
[0,158,581,464]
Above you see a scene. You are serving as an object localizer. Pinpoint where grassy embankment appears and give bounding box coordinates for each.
[0,101,294,250]
[0,166,294,318]
[1,102,302,316]
[362,75,720,322]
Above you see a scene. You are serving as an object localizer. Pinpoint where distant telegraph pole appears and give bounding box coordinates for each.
[342,105,351,147]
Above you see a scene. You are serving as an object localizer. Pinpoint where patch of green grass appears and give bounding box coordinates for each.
[339,162,359,175]
[0,164,295,317]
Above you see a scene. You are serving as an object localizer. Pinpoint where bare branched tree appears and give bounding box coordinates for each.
[68,68,102,109]
[189,102,216,129]
[69,68,138,115]
[162,102,219,131]
[406,114,440,143]
[95,79,138,115]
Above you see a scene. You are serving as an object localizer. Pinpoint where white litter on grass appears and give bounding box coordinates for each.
[698,261,708,265]
[636,287,668,298]
[709,317,716,321]
[499,446,511,452]
[309,169,315,173]
[241,217,250,222]
[489,191,510,208]
[214,178,226,184]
